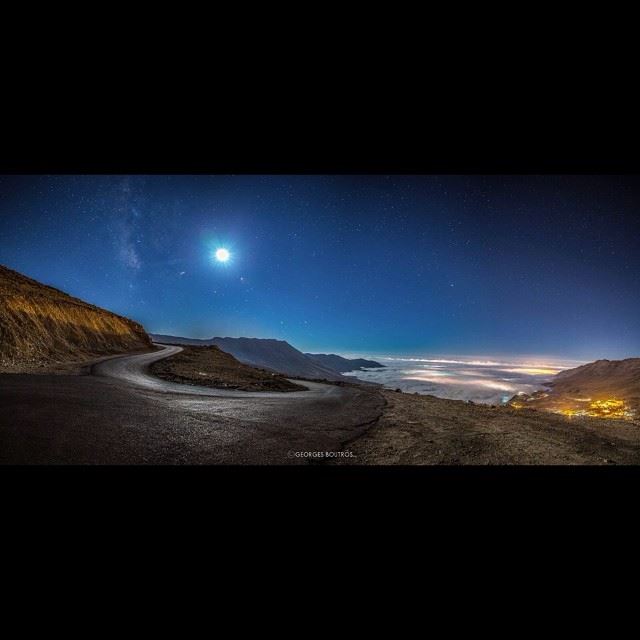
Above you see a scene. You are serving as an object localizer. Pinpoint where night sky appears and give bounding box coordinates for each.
[1,175,639,360]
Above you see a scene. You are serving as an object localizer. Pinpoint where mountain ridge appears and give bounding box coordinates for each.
[305,353,385,373]
[150,333,346,381]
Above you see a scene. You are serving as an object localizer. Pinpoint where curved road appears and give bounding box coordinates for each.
[92,344,343,399]
[0,344,384,464]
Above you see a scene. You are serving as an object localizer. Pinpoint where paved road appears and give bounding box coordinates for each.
[0,345,384,464]
[92,344,343,399]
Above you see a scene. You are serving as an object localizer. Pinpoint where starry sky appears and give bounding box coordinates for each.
[1,175,639,360]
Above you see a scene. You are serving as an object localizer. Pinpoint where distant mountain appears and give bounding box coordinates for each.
[550,358,640,400]
[150,334,346,381]
[1,264,152,371]
[552,358,640,385]
[151,334,216,347]
[305,353,385,373]
[508,357,640,421]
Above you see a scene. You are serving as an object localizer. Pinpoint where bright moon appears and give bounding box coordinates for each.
[215,248,230,262]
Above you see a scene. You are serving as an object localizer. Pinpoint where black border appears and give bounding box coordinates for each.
[4,102,640,175]
[3,109,640,537]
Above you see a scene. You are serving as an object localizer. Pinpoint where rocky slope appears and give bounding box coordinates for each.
[304,353,385,373]
[150,334,345,381]
[0,264,152,371]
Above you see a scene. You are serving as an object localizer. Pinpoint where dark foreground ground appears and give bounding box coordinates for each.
[0,372,383,464]
[333,390,640,465]
[3,346,640,465]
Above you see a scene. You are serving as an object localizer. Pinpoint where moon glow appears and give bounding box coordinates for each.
[215,248,230,262]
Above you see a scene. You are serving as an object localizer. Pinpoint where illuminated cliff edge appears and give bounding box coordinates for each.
[1,264,151,370]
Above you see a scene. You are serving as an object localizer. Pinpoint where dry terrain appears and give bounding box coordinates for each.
[150,344,307,392]
[0,264,151,372]
[334,389,640,465]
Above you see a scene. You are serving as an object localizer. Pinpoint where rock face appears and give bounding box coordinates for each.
[305,353,385,373]
[150,334,346,381]
[0,264,152,370]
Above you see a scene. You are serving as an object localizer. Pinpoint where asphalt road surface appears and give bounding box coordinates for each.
[93,344,342,398]
[0,345,384,464]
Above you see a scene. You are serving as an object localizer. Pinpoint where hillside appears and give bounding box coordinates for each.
[507,357,640,420]
[305,353,384,373]
[150,334,345,381]
[0,264,152,371]
[149,345,307,392]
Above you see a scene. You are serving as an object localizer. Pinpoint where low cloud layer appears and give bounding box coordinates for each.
[344,356,585,404]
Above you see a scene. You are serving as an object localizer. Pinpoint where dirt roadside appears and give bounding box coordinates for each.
[332,390,640,465]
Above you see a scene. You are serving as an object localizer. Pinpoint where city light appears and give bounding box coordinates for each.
[555,398,635,420]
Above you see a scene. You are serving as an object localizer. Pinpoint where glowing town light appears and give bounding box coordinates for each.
[555,398,635,420]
